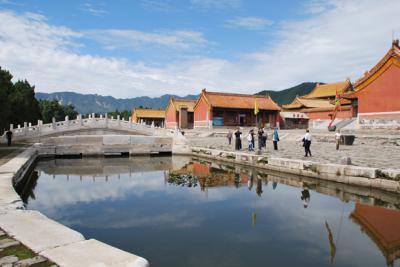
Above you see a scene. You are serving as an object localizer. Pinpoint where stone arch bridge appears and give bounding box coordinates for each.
[2,114,189,155]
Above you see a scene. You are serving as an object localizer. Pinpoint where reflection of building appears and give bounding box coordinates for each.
[350,203,400,266]
[165,98,196,129]
[194,89,280,128]
[131,108,165,127]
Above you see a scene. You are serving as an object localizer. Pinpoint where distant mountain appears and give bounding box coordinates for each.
[256,82,318,105]
[35,92,198,114]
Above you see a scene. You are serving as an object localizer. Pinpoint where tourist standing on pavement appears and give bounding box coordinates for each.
[6,129,13,147]
[302,129,312,157]
[335,130,341,150]
[234,128,242,150]
[227,130,233,145]
[262,127,268,148]
[247,130,254,151]
[272,128,279,150]
[257,128,264,150]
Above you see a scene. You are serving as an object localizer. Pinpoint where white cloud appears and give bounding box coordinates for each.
[140,0,179,12]
[84,29,207,50]
[190,0,242,10]
[226,16,274,30]
[0,0,400,99]
[81,3,108,16]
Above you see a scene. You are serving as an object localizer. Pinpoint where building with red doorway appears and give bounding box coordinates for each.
[193,89,280,128]
[165,98,196,129]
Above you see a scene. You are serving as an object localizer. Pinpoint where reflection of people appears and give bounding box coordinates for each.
[247,173,254,191]
[234,173,240,188]
[256,177,263,196]
[325,221,337,264]
[6,129,13,146]
[301,189,310,208]
[272,182,277,190]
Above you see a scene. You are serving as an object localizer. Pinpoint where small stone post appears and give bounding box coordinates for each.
[117,115,121,126]
[65,115,69,127]
[105,113,109,128]
[23,122,27,135]
[52,117,56,129]
[9,124,13,131]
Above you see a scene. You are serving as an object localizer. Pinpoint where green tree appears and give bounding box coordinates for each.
[9,80,41,127]
[107,109,131,120]
[39,99,78,123]
[0,67,13,133]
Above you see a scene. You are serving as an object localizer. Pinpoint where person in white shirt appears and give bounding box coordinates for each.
[335,130,341,150]
[302,129,312,157]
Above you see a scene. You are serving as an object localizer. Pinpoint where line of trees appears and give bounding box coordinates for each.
[0,67,78,134]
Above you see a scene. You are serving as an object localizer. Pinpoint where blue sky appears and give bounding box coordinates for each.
[0,0,399,97]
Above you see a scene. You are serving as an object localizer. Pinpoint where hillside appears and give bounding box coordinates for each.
[35,92,198,114]
[256,82,318,105]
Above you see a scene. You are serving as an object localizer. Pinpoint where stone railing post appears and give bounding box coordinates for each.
[28,122,32,127]
[77,114,82,126]
[23,122,27,135]
[92,113,95,120]
[9,124,13,131]
[105,113,108,128]
[65,115,69,127]
[117,115,121,126]
[52,117,56,129]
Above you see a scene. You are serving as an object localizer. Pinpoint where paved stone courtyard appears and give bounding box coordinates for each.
[187,130,400,169]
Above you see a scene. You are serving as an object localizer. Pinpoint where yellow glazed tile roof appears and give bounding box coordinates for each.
[133,108,165,118]
[283,97,334,110]
[303,80,351,99]
[170,99,197,112]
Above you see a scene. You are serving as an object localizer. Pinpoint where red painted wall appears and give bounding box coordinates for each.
[194,96,211,121]
[194,95,212,127]
[132,112,137,123]
[357,64,400,113]
[165,103,178,128]
[306,109,353,120]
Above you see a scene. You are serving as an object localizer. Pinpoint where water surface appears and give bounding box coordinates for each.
[19,156,400,267]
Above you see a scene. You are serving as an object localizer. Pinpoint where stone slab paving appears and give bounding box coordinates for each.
[0,210,84,253]
[187,132,400,169]
[41,239,149,267]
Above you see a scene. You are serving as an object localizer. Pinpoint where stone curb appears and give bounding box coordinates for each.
[191,147,400,193]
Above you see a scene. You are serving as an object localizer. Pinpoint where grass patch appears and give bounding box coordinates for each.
[0,244,36,260]
[31,261,55,267]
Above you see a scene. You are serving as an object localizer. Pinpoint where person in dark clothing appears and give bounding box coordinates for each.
[257,128,264,150]
[234,128,242,150]
[302,129,312,157]
[6,130,13,147]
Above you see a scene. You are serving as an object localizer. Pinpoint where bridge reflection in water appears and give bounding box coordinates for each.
[16,156,400,267]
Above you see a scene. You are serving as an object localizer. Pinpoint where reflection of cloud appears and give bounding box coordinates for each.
[29,171,166,213]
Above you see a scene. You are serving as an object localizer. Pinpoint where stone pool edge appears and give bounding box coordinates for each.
[0,147,150,267]
[190,147,400,193]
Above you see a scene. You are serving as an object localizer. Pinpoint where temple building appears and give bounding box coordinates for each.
[165,98,196,129]
[282,80,354,121]
[131,108,165,127]
[193,89,281,128]
[350,203,400,266]
[343,40,400,128]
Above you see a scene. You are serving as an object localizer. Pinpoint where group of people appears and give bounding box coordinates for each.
[227,127,280,152]
[227,127,343,157]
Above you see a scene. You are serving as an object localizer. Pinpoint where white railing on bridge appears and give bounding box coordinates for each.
[2,113,173,141]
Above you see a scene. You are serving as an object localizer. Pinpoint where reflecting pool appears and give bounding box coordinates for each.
[18,156,400,267]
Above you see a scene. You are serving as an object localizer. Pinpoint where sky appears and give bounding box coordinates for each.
[0,0,399,98]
